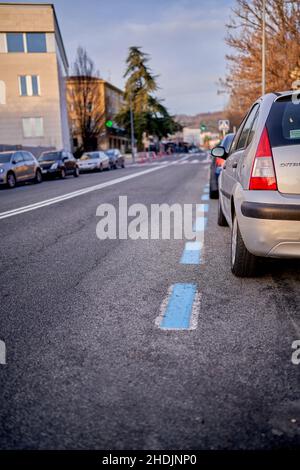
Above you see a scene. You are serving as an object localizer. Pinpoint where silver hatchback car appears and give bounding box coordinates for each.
[212,91,300,277]
[0,150,42,188]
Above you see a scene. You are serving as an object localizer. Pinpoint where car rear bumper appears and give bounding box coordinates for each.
[235,190,300,258]
[241,202,300,221]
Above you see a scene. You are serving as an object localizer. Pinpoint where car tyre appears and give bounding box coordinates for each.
[7,171,16,189]
[217,197,228,227]
[60,168,66,179]
[231,214,257,277]
[34,169,42,184]
[210,187,218,199]
[73,166,79,177]
[209,172,218,199]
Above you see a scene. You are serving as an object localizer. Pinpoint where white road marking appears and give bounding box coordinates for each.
[0,164,173,220]
[0,340,6,365]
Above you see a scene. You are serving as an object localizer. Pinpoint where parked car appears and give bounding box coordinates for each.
[105,149,125,169]
[212,91,300,277]
[0,150,42,189]
[78,151,110,172]
[38,150,79,179]
[210,133,235,199]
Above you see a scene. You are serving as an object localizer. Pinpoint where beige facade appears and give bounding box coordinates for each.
[67,77,128,153]
[0,3,70,155]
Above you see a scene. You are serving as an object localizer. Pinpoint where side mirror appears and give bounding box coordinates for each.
[12,160,17,165]
[211,146,226,159]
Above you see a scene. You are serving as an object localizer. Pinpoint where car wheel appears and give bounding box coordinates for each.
[35,169,42,184]
[60,168,66,179]
[7,172,16,189]
[99,164,103,172]
[217,196,228,227]
[73,166,79,177]
[210,187,218,199]
[231,214,257,277]
[209,172,218,199]
[121,162,125,168]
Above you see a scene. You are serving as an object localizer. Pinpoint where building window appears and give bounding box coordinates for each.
[19,76,40,96]
[0,81,6,105]
[22,117,44,138]
[7,33,25,52]
[6,33,47,53]
[26,33,47,53]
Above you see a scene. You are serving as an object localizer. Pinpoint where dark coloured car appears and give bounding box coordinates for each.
[0,150,42,189]
[209,133,234,199]
[105,149,125,169]
[38,150,79,179]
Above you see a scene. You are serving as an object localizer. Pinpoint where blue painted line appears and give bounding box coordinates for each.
[193,217,207,232]
[160,283,197,329]
[203,203,209,213]
[203,187,209,194]
[201,194,209,201]
[180,241,203,265]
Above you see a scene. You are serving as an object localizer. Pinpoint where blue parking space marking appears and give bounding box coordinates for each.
[159,283,197,329]
[180,241,203,265]
[201,194,209,201]
[203,187,209,194]
[193,217,207,232]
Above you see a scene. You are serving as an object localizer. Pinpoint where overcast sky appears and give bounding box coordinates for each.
[15,0,235,115]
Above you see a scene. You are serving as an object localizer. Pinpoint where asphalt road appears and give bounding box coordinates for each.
[0,153,299,449]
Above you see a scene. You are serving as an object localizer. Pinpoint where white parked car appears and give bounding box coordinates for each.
[78,151,110,172]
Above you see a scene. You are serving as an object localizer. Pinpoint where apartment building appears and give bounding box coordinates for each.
[67,77,128,153]
[0,2,70,155]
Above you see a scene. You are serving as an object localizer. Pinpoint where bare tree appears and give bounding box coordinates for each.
[68,47,104,154]
[222,0,300,124]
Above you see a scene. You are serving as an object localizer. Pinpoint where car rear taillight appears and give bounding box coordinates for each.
[249,126,277,190]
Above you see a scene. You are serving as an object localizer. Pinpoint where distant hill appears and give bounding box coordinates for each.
[175,111,226,133]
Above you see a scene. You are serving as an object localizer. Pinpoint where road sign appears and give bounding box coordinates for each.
[218,120,230,132]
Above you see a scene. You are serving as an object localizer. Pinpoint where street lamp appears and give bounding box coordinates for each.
[129,93,135,163]
[262,0,266,95]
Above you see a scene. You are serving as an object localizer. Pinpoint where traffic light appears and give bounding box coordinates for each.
[200,123,206,132]
[105,120,113,128]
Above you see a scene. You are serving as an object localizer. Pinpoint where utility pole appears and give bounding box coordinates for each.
[262,0,266,95]
[129,93,135,163]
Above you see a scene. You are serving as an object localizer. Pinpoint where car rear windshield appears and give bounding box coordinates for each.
[267,95,300,147]
[39,152,61,161]
[106,150,115,156]
[0,153,13,163]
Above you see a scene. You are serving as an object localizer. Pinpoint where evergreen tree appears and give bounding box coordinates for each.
[116,47,180,150]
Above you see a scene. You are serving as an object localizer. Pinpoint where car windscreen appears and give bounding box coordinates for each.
[105,150,115,157]
[267,96,300,147]
[0,153,13,163]
[81,153,99,160]
[39,152,61,161]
